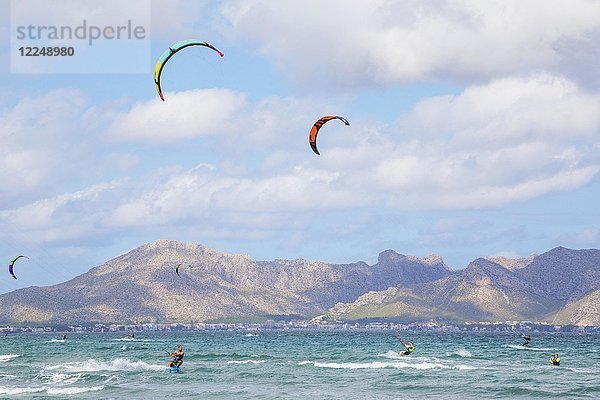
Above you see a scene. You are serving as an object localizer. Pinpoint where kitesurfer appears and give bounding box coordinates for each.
[62,333,67,340]
[399,339,415,356]
[521,334,531,346]
[550,353,560,366]
[168,344,185,367]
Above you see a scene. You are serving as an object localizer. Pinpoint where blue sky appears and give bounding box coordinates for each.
[1,0,600,293]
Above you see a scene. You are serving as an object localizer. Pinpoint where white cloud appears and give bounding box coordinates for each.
[0,180,125,245]
[218,0,600,88]
[400,74,600,147]
[371,74,600,208]
[0,89,92,207]
[2,73,598,251]
[109,89,247,142]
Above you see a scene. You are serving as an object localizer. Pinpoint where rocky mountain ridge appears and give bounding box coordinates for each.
[0,242,597,325]
[320,247,600,325]
[0,240,450,324]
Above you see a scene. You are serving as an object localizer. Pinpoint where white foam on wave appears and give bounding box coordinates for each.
[507,345,553,351]
[452,364,480,371]
[46,386,104,395]
[0,386,45,395]
[38,372,86,384]
[226,360,266,365]
[302,360,447,370]
[46,339,66,343]
[446,349,472,358]
[45,358,164,372]
[0,385,104,396]
[301,359,482,371]
[114,338,151,342]
[0,354,19,362]
[380,351,404,359]
[379,351,437,362]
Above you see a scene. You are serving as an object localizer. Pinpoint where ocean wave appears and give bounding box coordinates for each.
[46,386,104,395]
[0,386,45,395]
[507,345,554,351]
[301,360,447,370]
[446,349,472,358]
[226,360,266,365]
[379,351,436,362]
[36,372,86,385]
[46,339,66,343]
[45,358,164,372]
[0,354,19,362]
[0,385,104,396]
[300,359,482,371]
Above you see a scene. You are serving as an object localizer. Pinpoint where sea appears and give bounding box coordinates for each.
[0,330,598,399]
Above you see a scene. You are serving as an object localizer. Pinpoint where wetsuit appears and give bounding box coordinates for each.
[550,355,560,366]
[400,343,414,355]
[172,351,184,367]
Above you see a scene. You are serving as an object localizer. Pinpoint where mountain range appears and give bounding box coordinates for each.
[0,240,598,326]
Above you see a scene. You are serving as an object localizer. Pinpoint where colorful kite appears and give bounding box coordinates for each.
[8,255,29,279]
[154,40,224,101]
[308,115,350,155]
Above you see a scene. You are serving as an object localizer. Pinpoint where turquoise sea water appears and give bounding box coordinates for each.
[0,330,598,399]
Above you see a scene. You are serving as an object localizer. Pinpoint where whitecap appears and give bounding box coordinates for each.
[226,360,265,365]
[307,360,450,370]
[507,345,554,351]
[0,386,45,395]
[446,349,472,358]
[45,358,164,372]
[37,372,85,384]
[0,354,19,362]
[46,386,104,395]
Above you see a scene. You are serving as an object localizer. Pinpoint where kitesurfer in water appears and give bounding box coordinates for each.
[62,333,67,340]
[168,345,185,367]
[521,334,531,346]
[550,353,560,366]
[399,339,415,356]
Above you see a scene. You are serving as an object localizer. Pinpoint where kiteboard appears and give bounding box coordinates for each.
[167,365,180,373]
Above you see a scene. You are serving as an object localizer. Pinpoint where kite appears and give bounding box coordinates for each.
[8,255,29,280]
[175,263,182,277]
[308,115,350,155]
[153,40,224,101]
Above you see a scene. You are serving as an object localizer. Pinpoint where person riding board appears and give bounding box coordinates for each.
[550,353,560,366]
[168,345,185,368]
[399,339,415,356]
[62,333,67,340]
[521,334,531,346]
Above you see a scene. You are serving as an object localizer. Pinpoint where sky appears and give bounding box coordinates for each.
[1,0,599,293]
